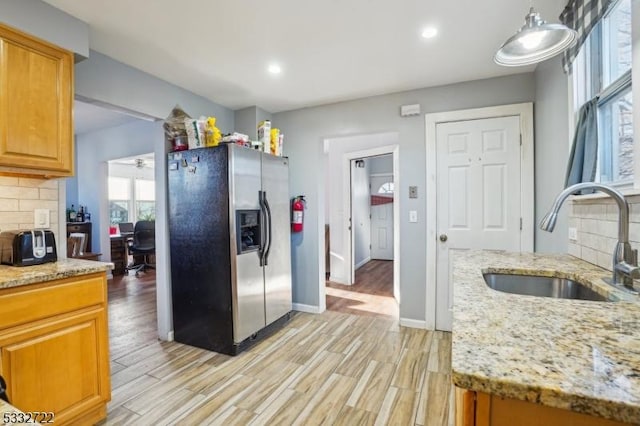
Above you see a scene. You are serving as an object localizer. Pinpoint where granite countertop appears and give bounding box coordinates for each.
[452,250,640,424]
[0,258,113,290]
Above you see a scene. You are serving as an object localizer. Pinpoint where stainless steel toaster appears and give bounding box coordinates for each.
[0,230,57,266]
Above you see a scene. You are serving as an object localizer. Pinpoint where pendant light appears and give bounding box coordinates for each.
[495,7,577,66]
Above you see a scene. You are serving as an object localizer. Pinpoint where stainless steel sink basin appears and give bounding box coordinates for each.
[483,273,610,302]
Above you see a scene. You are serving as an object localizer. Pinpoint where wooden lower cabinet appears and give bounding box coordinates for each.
[455,387,630,426]
[0,273,110,425]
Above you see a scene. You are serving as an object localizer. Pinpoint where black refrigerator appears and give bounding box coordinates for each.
[167,144,292,355]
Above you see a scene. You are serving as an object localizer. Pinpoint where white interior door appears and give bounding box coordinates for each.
[370,175,394,260]
[436,115,522,331]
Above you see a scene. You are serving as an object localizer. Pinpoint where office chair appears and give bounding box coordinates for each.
[126,220,155,277]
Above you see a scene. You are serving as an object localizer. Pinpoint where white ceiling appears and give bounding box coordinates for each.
[46,0,567,113]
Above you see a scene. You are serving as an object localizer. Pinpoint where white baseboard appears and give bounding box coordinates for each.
[399,318,428,329]
[167,330,174,342]
[355,257,371,270]
[292,303,323,314]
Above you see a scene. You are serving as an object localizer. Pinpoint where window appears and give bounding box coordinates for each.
[377,182,394,195]
[108,177,130,224]
[135,179,156,221]
[108,176,156,224]
[572,0,633,185]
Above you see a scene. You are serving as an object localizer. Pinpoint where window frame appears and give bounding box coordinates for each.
[571,0,634,189]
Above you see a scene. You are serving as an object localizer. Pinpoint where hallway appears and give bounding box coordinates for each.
[326,260,398,318]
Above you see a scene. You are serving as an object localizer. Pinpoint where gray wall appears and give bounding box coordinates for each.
[76,51,235,130]
[75,120,159,255]
[273,73,536,321]
[0,0,89,57]
[369,155,393,175]
[533,57,570,253]
[234,106,273,140]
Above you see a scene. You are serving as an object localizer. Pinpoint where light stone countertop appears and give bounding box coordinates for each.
[452,250,640,424]
[0,258,113,290]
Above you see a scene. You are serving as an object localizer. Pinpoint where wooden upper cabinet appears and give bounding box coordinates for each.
[0,23,73,177]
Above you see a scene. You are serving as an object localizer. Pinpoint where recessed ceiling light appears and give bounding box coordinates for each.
[421,27,438,39]
[268,63,282,75]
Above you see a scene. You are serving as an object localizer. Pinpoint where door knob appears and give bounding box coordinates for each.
[439,234,448,242]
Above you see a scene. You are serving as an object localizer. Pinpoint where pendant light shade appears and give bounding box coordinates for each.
[495,8,577,66]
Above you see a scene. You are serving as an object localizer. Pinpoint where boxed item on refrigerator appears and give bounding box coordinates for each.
[278,133,284,156]
[258,120,271,153]
[185,118,206,149]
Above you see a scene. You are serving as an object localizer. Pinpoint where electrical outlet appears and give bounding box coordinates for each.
[568,227,578,241]
[409,210,418,223]
[34,209,50,229]
[409,186,418,198]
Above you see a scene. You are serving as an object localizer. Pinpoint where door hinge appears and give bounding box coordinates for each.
[520,133,522,146]
[369,244,372,250]
[369,213,372,219]
[520,217,523,230]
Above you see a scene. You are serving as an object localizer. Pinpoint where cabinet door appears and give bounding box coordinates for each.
[0,308,110,424]
[0,23,73,176]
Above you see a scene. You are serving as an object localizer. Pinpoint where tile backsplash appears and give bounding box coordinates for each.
[0,176,59,232]
[568,193,640,271]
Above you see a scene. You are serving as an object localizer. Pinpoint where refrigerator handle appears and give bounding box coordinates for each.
[263,191,273,266]
[258,190,267,267]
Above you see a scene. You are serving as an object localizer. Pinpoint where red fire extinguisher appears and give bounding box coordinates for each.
[291,196,305,233]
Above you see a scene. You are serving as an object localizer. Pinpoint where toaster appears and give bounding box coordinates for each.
[0,230,57,266]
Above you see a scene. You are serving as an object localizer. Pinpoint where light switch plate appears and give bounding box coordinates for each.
[34,209,50,228]
[409,210,418,223]
[409,186,418,199]
[568,227,578,241]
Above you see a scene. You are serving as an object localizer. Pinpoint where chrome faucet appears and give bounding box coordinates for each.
[540,182,639,290]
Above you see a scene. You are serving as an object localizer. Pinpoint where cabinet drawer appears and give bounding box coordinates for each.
[0,273,106,330]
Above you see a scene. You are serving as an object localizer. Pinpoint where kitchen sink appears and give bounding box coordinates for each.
[483,273,611,302]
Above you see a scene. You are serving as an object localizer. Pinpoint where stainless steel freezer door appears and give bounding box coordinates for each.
[261,154,293,325]
[229,145,266,343]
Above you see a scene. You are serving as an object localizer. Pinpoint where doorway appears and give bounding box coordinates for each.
[425,103,534,331]
[107,153,156,275]
[325,147,399,318]
[70,99,164,354]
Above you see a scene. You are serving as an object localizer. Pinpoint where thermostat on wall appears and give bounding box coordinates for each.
[400,104,421,117]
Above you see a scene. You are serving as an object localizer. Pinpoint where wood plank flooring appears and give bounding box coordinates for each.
[103,269,454,425]
[326,260,398,318]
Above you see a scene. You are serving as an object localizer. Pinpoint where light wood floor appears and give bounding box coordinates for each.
[103,270,454,426]
[326,260,399,318]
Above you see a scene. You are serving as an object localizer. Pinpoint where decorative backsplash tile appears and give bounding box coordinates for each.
[569,193,640,271]
[0,177,59,233]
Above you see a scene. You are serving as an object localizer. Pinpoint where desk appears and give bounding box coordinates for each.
[110,235,128,276]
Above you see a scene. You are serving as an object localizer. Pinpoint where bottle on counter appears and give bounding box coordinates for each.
[69,205,77,222]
